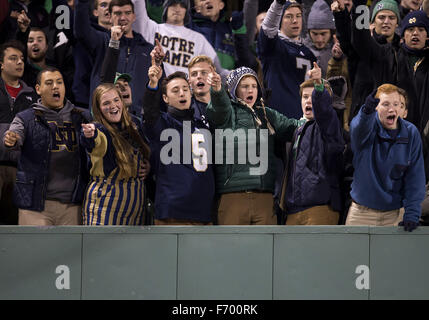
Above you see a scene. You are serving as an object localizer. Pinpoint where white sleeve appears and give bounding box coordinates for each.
[132,0,158,44]
[262,0,284,39]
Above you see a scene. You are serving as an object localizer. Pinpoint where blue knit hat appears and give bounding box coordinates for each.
[226,67,262,102]
[307,0,335,30]
[162,0,191,25]
[400,10,429,37]
[371,0,400,23]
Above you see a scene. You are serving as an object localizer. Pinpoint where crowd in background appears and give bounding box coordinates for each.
[0,0,429,232]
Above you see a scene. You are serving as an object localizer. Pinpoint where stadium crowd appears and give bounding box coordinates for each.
[1,0,429,232]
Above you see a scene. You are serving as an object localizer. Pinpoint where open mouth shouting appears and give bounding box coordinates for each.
[303,105,313,119]
[244,95,254,105]
[410,36,421,46]
[179,98,188,106]
[386,114,396,126]
[52,91,61,101]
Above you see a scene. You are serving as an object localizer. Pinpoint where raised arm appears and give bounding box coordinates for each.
[350,92,379,151]
[261,0,284,39]
[206,70,233,127]
[100,25,125,83]
[243,0,258,46]
[74,0,105,53]
[231,11,258,72]
[350,1,385,62]
[3,115,26,149]
[131,0,158,44]
[143,40,164,126]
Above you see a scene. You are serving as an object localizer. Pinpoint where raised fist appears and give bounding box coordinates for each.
[82,123,96,138]
[307,62,322,85]
[4,130,20,147]
[207,68,221,92]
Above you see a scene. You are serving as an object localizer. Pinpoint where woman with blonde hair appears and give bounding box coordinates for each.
[81,83,151,225]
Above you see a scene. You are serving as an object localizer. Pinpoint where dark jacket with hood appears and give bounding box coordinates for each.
[188,9,257,71]
[350,9,429,132]
[206,66,303,194]
[74,0,153,114]
[7,100,91,211]
[334,7,402,122]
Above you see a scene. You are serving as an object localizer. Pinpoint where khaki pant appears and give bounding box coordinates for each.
[154,218,213,225]
[19,200,81,226]
[286,205,339,225]
[346,201,404,226]
[217,192,276,225]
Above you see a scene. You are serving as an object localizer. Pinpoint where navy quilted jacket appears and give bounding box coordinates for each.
[12,105,91,211]
[280,87,345,214]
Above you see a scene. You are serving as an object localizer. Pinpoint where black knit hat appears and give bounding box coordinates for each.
[400,10,429,37]
[162,0,191,25]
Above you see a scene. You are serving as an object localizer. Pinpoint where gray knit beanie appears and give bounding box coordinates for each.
[226,67,262,102]
[307,0,335,30]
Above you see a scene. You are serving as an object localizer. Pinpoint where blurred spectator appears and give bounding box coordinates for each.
[146,0,164,23]
[0,0,10,44]
[132,0,229,79]
[5,1,49,42]
[332,0,400,123]
[188,0,257,71]
[347,84,425,232]
[73,0,112,108]
[3,67,90,225]
[326,35,352,130]
[424,0,429,15]
[74,0,153,116]
[399,0,423,18]
[350,7,429,131]
[279,62,344,225]
[0,40,38,225]
[258,0,316,119]
[303,0,336,77]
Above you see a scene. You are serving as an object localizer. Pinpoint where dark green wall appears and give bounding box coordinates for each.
[1,226,428,300]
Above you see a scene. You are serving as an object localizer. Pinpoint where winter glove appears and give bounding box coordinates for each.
[230,11,244,31]
[399,220,419,232]
[362,89,379,114]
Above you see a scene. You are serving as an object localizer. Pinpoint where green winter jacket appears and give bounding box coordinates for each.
[206,87,303,194]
